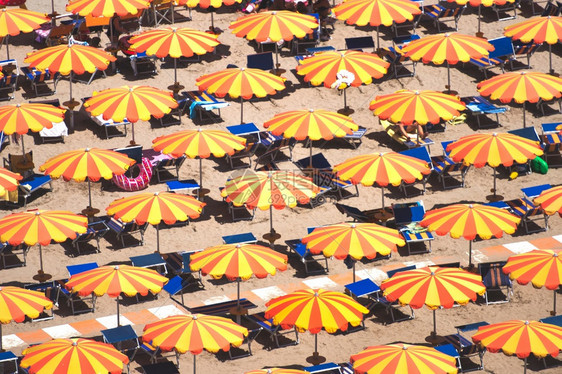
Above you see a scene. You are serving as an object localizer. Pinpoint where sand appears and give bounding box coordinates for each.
[2,0,562,373]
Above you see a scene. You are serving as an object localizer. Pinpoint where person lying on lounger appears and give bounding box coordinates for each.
[396,121,427,140]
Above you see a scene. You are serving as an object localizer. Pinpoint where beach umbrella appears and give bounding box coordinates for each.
[220,170,320,242]
[333,152,431,215]
[534,185,562,216]
[477,71,562,127]
[142,314,248,374]
[0,210,87,282]
[0,167,21,195]
[350,343,458,373]
[448,0,516,37]
[39,148,135,213]
[0,103,66,155]
[380,266,485,340]
[265,289,368,365]
[152,129,246,194]
[504,16,562,74]
[472,320,562,373]
[334,0,421,49]
[296,51,389,115]
[83,85,178,144]
[183,0,243,30]
[196,67,286,124]
[66,0,149,17]
[246,370,307,374]
[20,338,129,374]
[0,286,53,351]
[106,191,205,252]
[369,89,466,126]
[263,109,358,166]
[302,222,405,281]
[446,132,544,200]
[23,44,116,130]
[190,243,287,321]
[230,11,318,74]
[130,27,220,93]
[400,33,494,92]
[0,8,49,59]
[420,203,521,267]
[503,249,562,315]
[65,265,168,326]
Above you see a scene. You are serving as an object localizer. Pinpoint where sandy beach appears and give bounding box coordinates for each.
[1,0,562,372]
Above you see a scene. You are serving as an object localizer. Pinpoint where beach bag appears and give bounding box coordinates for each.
[531,156,548,174]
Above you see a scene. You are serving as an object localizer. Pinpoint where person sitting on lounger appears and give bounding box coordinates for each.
[396,121,427,140]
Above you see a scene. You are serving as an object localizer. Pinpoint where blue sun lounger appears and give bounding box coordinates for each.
[186,90,229,121]
[461,96,506,129]
[392,201,433,255]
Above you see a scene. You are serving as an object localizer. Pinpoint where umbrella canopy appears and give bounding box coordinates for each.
[83,85,178,144]
[66,0,149,17]
[0,210,87,281]
[504,16,562,74]
[472,320,562,373]
[381,266,485,337]
[420,203,521,266]
[24,44,116,129]
[369,89,466,125]
[196,67,286,124]
[143,314,247,374]
[0,167,21,195]
[503,249,562,314]
[0,103,66,155]
[477,71,562,127]
[400,33,494,91]
[350,343,459,374]
[0,286,53,351]
[0,8,50,59]
[39,148,135,209]
[21,338,129,374]
[265,288,368,364]
[130,27,220,91]
[333,151,431,210]
[333,0,421,48]
[65,265,168,325]
[446,133,544,199]
[152,129,246,190]
[106,191,205,252]
[302,222,405,281]
[534,185,562,216]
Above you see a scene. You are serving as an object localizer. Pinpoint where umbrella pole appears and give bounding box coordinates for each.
[199,158,203,192]
[376,26,380,51]
[21,135,25,156]
[524,357,527,374]
[523,102,526,128]
[309,140,313,168]
[69,71,75,132]
[432,309,437,337]
[156,223,160,253]
[240,97,244,124]
[493,167,497,198]
[39,244,44,274]
[314,333,318,357]
[171,3,175,24]
[193,354,197,374]
[270,205,274,235]
[469,240,473,268]
[380,187,385,211]
[174,58,178,87]
[549,44,553,75]
[446,61,450,92]
[236,278,241,324]
[352,261,356,283]
[476,6,482,37]
[274,43,280,74]
[116,296,120,326]
[88,180,92,208]
[5,35,9,60]
[210,10,214,31]
[553,290,557,316]
[131,123,136,144]
[343,89,348,112]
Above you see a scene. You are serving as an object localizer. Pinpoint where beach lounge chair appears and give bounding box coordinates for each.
[0,242,29,269]
[430,141,470,190]
[153,156,185,183]
[3,151,53,207]
[335,203,379,223]
[469,37,515,78]
[130,51,158,78]
[392,201,433,255]
[219,186,256,222]
[29,99,68,144]
[247,52,274,71]
[223,232,258,245]
[492,0,519,20]
[542,0,562,15]
[522,183,552,200]
[441,321,489,372]
[367,266,417,323]
[245,311,299,348]
[398,147,433,196]
[72,220,109,255]
[149,0,174,26]
[304,362,344,373]
[379,44,416,79]
[81,98,130,139]
[461,96,506,129]
[392,12,423,36]
[101,325,140,367]
[292,13,320,55]
[422,3,466,32]
[509,41,542,70]
[507,128,543,175]
[380,120,434,149]
[166,179,201,200]
[505,197,547,234]
[141,361,180,374]
[45,22,74,46]
[185,90,229,122]
[187,298,258,317]
[228,327,263,359]
[0,59,18,101]
[225,142,259,169]
[164,249,204,287]
[21,66,60,97]
[478,261,513,305]
[345,36,376,52]
[130,253,168,275]
[58,263,98,315]
[104,216,148,248]
[0,351,18,374]
[24,281,60,321]
[286,227,330,274]
[540,122,562,167]
[254,138,297,168]
[140,341,180,368]
[434,344,462,371]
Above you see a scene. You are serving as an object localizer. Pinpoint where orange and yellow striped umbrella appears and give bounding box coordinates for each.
[152,129,246,190]
[446,132,543,200]
[0,8,49,59]
[302,222,405,281]
[350,343,458,374]
[142,314,247,373]
[21,338,129,374]
[400,33,493,91]
[477,71,562,127]
[504,16,562,74]
[369,89,466,125]
[66,0,149,17]
[0,286,53,351]
[230,10,318,42]
[0,210,87,280]
[246,370,307,374]
[65,265,168,325]
[503,249,562,314]
[381,266,485,336]
[0,167,21,195]
[471,320,562,371]
[107,191,205,252]
[265,288,368,363]
[334,0,421,48]
[196,67,286,124]
[534,185,562,216]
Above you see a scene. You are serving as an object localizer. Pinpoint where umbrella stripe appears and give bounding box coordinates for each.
[334,0,421,27]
